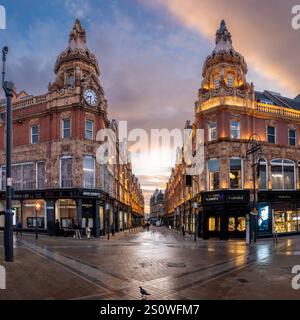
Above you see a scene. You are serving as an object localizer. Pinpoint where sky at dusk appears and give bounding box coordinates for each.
[0,0,299,212]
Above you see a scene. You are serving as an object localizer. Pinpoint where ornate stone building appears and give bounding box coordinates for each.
[0,20,144,235]
[150,189,164,220]
[165,20,300,239]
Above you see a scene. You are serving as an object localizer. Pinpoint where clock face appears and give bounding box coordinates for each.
[83,88,98,106]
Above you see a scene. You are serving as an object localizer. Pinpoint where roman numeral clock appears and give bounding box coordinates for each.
[83,88,99,106]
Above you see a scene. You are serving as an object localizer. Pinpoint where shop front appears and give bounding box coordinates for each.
[0,188,108,237]
[258,191,300,236]
[202,190,250,240]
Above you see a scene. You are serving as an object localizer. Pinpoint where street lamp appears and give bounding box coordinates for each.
[35,202,41,240]
[246,134,264,245]
[193,201,198,242]
[2,46,14,262]
[105,202,110,240]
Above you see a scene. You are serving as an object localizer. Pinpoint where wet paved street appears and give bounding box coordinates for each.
[0,227,300,300]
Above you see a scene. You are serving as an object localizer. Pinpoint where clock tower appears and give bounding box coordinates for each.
[49,19,108,115]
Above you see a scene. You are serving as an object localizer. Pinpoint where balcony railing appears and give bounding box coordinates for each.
[13,94,47,110]
[256,102,300,120]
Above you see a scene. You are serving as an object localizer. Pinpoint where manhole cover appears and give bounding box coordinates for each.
[167,262,186,268]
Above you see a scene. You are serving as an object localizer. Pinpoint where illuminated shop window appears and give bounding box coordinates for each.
[208,217,220,232]
[207,159,220,191]
[271,159,295,190]
[237,217,246,231]
[55,199,76,229]
[274,211,299,233]
[229,158,242,189]
[228,217,236,231]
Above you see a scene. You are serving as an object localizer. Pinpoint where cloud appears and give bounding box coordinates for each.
[146,0,300,97]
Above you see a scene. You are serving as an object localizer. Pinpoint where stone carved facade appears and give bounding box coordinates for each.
[165,20,300,239]
[0,20,144,234]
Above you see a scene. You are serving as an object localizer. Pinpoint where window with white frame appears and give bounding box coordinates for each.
[208,122,217,141]
[229,158,242,189]
[83,156,95,188]
[267,126,276,144]
[60,157,73,188]
[208,159,220,191]
[31,125,39,144]
[271,159,295,190]
[258,158,267,190]
[37,162,46,189]
[289,129,297,146]
[85,119,94,140]
[230,120,240,139]
[62,118,71,139]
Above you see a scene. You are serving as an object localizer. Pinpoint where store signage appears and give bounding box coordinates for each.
[204,193,224,202]
[83,191,101,197]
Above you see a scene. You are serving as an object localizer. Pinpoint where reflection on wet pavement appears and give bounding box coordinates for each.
[1,227,300,299]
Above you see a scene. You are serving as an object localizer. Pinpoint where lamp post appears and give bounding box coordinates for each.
[193,201,198,242]
[35,202,41,240]
[2,46,14,262]
[105,202,110,240]
[246,134,264,245]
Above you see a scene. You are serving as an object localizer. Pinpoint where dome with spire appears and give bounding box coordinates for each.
[54,19,100,77]
[196,20,255,111]
[202,20,247,79]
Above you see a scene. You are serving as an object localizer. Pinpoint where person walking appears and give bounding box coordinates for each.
[181,224,185,238]
[85,222,91,239]
[16,221,22,236]
[110,223,115,236]
[73,219,81,240]
[55,219,60,236]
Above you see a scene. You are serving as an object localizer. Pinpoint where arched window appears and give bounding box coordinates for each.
[271,159,295,190]
[213,75,220,89]
[227,73,234,87]
[258,158,267,190]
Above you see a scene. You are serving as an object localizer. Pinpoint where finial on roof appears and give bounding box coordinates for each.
[214,19,234,52]
[69,19,87,50]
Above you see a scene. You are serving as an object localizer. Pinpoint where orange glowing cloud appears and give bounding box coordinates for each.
[147,0,300,97]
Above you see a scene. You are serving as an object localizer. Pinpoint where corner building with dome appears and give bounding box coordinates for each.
[164,20,300,240]
[0,20,144,236]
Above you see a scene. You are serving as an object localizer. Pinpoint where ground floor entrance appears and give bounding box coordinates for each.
[0,188,143,237]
